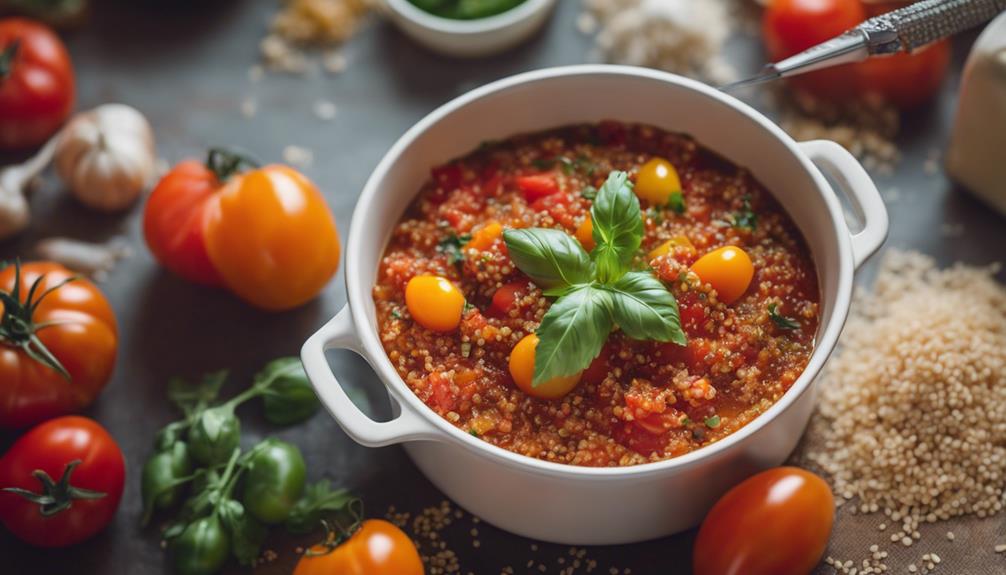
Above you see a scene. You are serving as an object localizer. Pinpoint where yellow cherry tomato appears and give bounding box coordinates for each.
[405,275,465,332]
[634,158,682,205]
[508,334,582,399]
[574,215,595,251]
[466,220,503,251]
[691,246,754,305]
[648,235,696,260]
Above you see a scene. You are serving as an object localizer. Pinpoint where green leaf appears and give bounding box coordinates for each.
[606,272,687,346]
[533,284,612,386]
[285,480,355,534]
[667,191,686,215]
[768,303,800,330]
[437,232,472,267]
[731,195,757,231]
[580,185,598,200]
[591,171,643,283]
[503,228,593,289]
[705,415,721,429]
[168,371,227,415]
[219,499,267,565]
[255,357,321,425]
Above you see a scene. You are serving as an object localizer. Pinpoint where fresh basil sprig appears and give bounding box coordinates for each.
[503,171,686,387]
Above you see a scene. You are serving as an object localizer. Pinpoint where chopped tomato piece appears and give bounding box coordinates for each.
[517,174,559,202]
[488,281,529,318]
[581,344,613,385]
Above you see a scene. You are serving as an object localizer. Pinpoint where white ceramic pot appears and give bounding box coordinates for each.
[382,0,557,58]
[302,65,888,545]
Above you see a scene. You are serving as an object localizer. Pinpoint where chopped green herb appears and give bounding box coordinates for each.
[681,417,692,425]
[502,171,686,387]
[705,415,721,429]
[768,303,800,330]
[580,186,598,200]
[468,429,479,437]
[667,190,686,215]
[731,195,757,231]
[391,309,402,320]
[437,233,471,266]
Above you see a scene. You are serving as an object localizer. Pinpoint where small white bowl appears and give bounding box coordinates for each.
[382,0,558,57]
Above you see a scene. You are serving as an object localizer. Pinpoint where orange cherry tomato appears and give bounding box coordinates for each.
[405,275,465,332]
[508,333,581,399]
[648,235,695,260]
[293,519,423,575]
[203,164,341,311]
[574,215,595,251]
[144,150,341,310]
[0,262,117,430]
[691,246,754,305]
[693,467,835,575]
[634,158,682,205]
[0,18,75,150]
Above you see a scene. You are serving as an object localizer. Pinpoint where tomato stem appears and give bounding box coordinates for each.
[0,260,77,380]
[205,148,260,183]
[304,498,364,557]
[2,460,106,517]
[0,40,19,80]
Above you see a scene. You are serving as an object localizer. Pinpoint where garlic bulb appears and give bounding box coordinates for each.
[55,103,157,212]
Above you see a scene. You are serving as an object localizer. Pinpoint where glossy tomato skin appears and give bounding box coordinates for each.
[0,416,126,547]
[143,160,225,287]
[0,262,117,429]
[693,467,835,575]
[0,18,75,149]
[204,165,341,311]
[293,519,423,575]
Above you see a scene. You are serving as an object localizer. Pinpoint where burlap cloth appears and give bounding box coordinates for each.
[787,431,1006,574]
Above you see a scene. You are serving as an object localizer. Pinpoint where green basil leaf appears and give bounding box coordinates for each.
[167,370,228,415]
[591,171,643,283]
[607,271,687,345]
[503,228,593,289]
[533,284,612,386]
[768,303,800,330]
[285,479,354,534]
[668,190,685,215]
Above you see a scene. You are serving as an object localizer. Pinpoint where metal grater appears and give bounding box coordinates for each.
[723,0,1006,90]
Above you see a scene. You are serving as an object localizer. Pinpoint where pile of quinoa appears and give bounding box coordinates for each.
[804,251,1006,559]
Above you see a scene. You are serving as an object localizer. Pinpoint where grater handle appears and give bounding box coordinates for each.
[859,0,1006,54]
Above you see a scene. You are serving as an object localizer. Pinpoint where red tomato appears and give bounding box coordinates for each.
[517,173,559,202]
[0,416,125,547]
[0,262,117,430]
[143,159,224,286]
[488,280,529,317]
[293,519,423,575]
[762,0,864,99]
[143,149,342,310]
[693,467,835,575]
[0,18,74,149]
[762,0,950,107]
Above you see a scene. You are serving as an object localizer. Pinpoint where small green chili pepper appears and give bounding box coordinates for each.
[171,514,230,575]
[141,442,193,521]
[241,438,306,524]
[187,407,240,466]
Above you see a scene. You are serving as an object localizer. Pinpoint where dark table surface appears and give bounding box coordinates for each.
[1,1,1003,574]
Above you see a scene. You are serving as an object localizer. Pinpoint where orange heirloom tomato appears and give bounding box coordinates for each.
[405,275,465,332]
[293,519,423,575]
[691,246,754,305]
[693,467,835,575]
[144,149,341,310]
[509,333,581,399]
[575,215,595,251]
[0,262,117,429]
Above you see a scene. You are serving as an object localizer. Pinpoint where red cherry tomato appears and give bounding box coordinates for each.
[693,467,835,575]
[0,416,126,547]
[517,173,559,202]
[0,18,75,150]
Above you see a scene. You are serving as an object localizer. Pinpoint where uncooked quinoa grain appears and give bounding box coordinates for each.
[806,250,1006,532]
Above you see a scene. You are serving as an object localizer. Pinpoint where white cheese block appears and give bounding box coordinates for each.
[946,12,1006,216]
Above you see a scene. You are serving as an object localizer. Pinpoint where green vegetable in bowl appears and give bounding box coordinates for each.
[408,0,527,20]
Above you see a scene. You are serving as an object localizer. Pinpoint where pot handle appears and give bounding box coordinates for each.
[301,306,441,447]
[799,140,889,269]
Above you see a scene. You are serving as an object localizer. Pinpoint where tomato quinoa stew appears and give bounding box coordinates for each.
[373,122,820,467]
